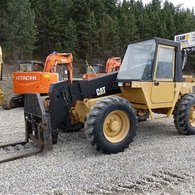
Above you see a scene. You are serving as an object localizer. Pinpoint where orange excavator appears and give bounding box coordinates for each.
[13,52,73,94]
[82,57,121,79]
[3,52,73,109]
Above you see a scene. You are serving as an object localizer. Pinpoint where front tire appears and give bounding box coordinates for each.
[174,93,195,135]
[84,96,138,154]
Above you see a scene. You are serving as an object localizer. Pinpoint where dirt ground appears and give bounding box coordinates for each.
[0,107,195,194]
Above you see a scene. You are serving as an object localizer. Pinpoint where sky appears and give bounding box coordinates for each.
[141,0,195,9]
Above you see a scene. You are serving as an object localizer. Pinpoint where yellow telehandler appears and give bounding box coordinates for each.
[1,36,195,163]
[23,37,195,154]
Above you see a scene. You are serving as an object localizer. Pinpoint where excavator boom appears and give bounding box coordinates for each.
[105,57,121,73]
[44,52,73,81]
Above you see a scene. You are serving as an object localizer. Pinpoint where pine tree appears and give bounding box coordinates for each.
[118,0,139,52]
[99,14,111,58]
[0,1,7,43]
[3,0,37,62]
[69,0,91,59]
[33,0,68,57]
[108,16,120,56]
[2,0,195,63]
[162,1,176,39]
[64,19,78,55]
[88,12,99,59]
[118,12,138,54]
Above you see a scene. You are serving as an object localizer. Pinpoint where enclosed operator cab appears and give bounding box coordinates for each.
[117,38,186,118]
[19,61,44,72]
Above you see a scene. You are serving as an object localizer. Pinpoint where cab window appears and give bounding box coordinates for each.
[156,46,175,80]
[32,63,44,71]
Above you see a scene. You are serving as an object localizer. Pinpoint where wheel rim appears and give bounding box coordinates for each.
[103,110,130,143]
[189,104,195,127]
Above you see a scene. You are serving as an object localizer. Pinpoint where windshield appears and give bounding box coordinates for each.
[19,63,33,72]
[56,64,68,80]
[87,64,103,73]
[117,39,156,80]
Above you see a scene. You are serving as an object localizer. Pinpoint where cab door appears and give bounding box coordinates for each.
[151,45,176,104]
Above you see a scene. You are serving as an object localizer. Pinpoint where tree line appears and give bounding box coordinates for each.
[0,0,195,67]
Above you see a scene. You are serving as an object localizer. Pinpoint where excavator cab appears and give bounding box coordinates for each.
[55,63,70,81]
[82,57,121,80]
[86,64,104,74]
[19,61,44,72]
[82,63,104,79]
[44,52,73,82]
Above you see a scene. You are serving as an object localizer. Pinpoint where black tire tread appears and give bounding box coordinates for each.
[84,96,138,154]
[173,93,195,135]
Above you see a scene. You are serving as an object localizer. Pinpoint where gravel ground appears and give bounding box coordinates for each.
[0,107,195,195]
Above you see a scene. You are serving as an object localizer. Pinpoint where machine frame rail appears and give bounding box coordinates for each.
[0,141,43,164]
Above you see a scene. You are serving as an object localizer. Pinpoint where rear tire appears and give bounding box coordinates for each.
[174,93,195,135]
[84,96,138,154]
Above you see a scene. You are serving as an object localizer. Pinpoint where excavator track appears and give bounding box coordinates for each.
[2,94,24,110]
